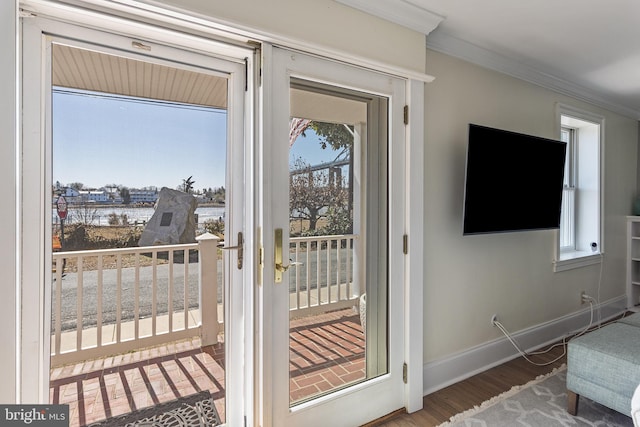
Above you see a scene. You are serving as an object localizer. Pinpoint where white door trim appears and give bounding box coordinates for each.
[405,79,425,413]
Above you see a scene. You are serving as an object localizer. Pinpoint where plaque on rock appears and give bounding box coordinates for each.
[160,212,173,227]
[139,187,198,246]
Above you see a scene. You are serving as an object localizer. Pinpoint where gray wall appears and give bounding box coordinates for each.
[423,49,638,362]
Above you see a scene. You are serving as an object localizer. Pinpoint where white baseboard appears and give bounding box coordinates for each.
[423,295,627,396]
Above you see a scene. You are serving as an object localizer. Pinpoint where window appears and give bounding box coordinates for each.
[559,126,576,250]
[554,104,603,272]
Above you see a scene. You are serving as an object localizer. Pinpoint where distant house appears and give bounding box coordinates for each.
[60,187,80,199]
[78,190,109,203]
[129,190,158,204]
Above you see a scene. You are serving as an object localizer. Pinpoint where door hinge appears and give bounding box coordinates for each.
[403,234,409,255]
[403,105,409,125]
[403,362,408,384]
[257,227,263,286]
[244,57,249,92]
[258,245,264,286]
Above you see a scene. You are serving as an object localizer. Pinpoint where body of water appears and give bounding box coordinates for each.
[52,205,225,226]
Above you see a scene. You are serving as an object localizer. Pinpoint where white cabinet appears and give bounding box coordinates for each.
[627,216,640,310]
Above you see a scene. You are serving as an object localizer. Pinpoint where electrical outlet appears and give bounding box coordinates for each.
[581,291,587,304]
[490,314,499,326]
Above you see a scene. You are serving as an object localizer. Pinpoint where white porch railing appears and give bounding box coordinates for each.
[288,234,360,318]
[50,233,359,367]
[50,233,222,367]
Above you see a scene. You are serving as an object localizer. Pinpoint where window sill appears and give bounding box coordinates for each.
[553,251,602,272]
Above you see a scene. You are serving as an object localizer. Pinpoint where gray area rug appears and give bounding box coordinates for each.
[439,366,634,426]
[86,391,221,427]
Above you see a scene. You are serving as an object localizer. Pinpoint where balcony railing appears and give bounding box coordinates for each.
[50,233,359,366]
[288,234,360,318]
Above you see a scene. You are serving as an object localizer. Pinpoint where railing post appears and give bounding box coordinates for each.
[196,233,220,345]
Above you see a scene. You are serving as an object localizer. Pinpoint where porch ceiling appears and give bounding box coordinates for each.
[51,44,363,123]
[52,43,228,109]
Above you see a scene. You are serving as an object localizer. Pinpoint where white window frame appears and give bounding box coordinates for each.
[554,103,604,272]
[559,126,576,251]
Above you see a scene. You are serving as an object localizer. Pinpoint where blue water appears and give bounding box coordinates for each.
[52,205,225,226]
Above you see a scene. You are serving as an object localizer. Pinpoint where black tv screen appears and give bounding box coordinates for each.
[463,124,567,235]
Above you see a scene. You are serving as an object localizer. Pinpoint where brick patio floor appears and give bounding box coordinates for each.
[50,308,365,426]
[289,309,366,404]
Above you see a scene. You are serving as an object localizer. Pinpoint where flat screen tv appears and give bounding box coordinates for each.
[463,124,567,235]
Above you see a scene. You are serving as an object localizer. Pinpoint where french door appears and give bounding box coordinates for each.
[22,14,253,426]
[261,46,409,426]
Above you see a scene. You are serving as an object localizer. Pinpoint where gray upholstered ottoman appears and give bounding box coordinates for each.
[567,322,640,416]
[618,312,640,328]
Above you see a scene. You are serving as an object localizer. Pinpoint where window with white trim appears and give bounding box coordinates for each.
[559,126,576,250]
[554,105,603,272]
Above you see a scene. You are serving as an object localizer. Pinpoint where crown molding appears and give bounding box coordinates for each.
[427,30,640,120]
[335,0,444,35]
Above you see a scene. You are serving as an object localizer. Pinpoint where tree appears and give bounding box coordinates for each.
[289,120,355,235]
[212,186,225,204]
[308,122,354,161]
[71,195,99,226]
[180,176,196,194]
[68,182,84,191]
[119,186,131,205]
[289,158,349,233]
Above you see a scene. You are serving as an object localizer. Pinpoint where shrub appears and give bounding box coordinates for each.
[107,212,119,225]
[204,218,225,238]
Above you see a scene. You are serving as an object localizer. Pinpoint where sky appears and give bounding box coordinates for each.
[53,88,340,191]
[53,89,227,191]
[290,129,343,167]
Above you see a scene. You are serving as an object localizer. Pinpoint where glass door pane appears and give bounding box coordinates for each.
[48,41,240,426]
[287,79,389,406]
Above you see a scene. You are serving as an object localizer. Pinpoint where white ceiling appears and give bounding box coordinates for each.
[337,0,640,119]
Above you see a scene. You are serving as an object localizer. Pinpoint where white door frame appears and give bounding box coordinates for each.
[258,44,424,426]
[20,10,255,426]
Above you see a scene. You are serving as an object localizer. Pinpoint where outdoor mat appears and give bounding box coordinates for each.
[86,391,221,427]
[439,365,634,426]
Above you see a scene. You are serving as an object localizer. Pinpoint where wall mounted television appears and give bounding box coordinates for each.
[463,124,567,235]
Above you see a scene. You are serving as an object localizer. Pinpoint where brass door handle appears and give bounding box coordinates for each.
[220,231,243,269]
[275,229,302,282]
[275,228,286,283]
[275,260,301,273]
[275,262,290,273]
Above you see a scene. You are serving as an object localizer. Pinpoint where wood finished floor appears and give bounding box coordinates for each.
[367,312,634,427]
[366,343,567,426]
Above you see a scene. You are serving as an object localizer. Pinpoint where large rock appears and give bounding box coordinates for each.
[138,187,198,246]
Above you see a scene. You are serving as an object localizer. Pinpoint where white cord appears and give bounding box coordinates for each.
[492,300,595,367]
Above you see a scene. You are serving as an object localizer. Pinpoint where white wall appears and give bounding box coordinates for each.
[423,49,638,363]
[143,0,426,73]
[0,0,18,404]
